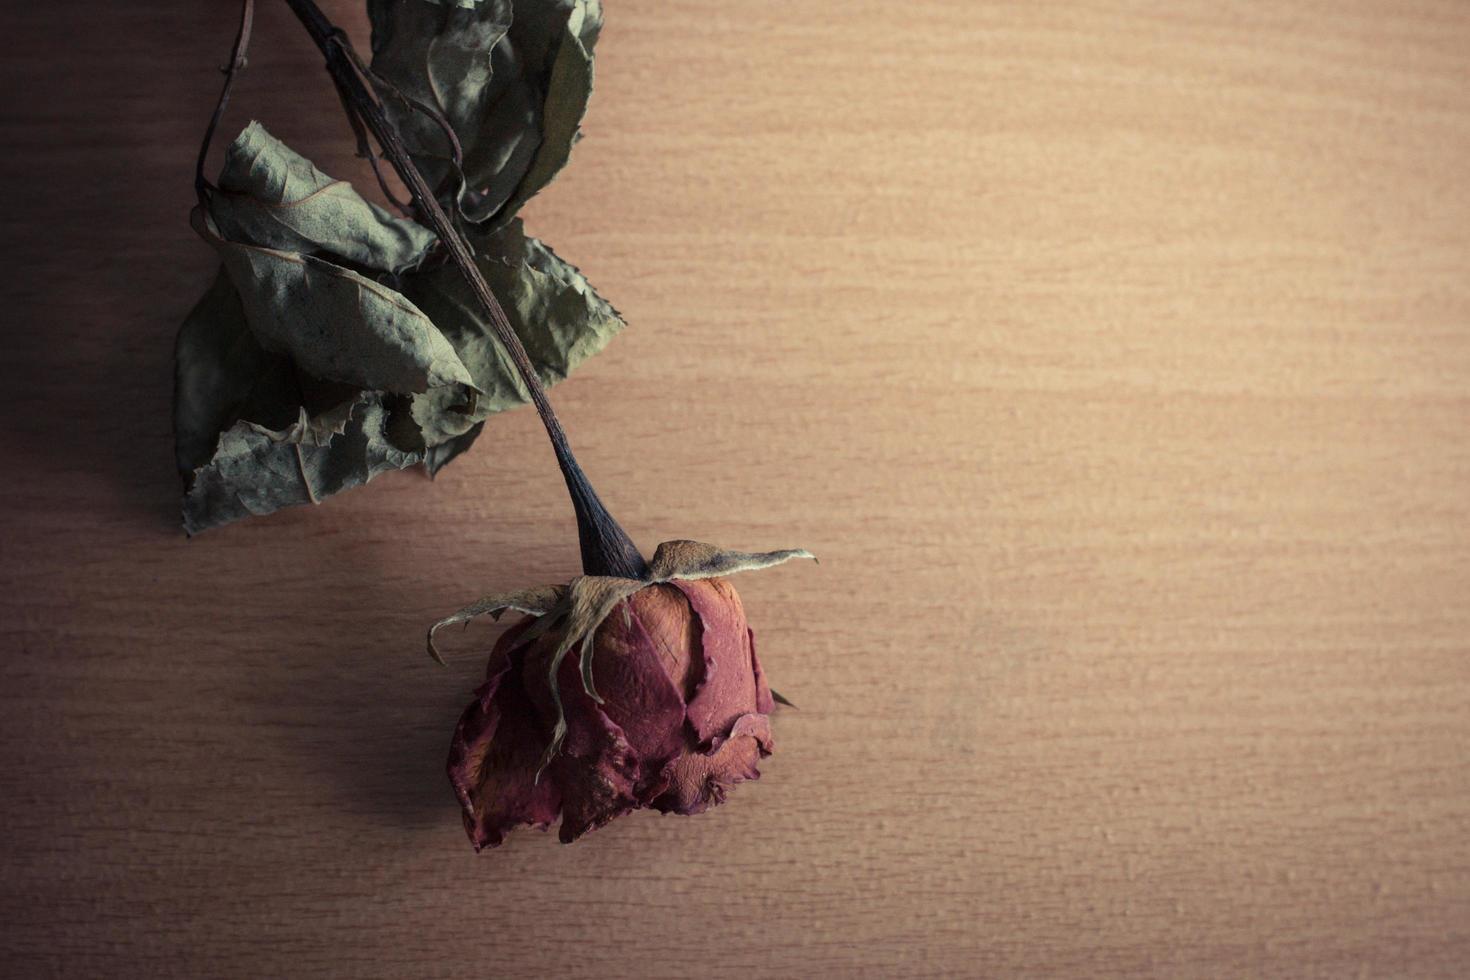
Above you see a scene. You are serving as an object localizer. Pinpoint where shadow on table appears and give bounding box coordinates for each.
[236,519,559,835]
[0,1,381,536]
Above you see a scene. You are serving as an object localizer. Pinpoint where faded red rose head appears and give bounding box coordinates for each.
[430,540,813,849]
[448,577,778,847]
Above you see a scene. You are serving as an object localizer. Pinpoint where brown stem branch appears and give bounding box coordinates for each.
[195,0,255,210]
[280,0,647,580]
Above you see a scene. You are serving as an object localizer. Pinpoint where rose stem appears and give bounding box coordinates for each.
[278,0,647,580]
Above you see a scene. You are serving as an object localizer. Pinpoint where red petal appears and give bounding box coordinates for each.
[673,579,759,745]
[590,591,690,784]
[546,705,641,843]
[652,713,774,816]
[446,623,560,851]
[626,584,700,699]
[521,626,647,843]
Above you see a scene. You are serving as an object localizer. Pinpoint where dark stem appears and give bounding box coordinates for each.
[277,0,647,580]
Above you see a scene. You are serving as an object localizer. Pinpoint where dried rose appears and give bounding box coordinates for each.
[188,4,810,851]
[430,540,814,848]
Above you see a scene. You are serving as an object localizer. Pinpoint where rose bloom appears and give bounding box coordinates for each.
[448,576,778,848]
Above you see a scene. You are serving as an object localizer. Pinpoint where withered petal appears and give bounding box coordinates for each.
[653,713,773,816]
[520,621,661,842]
[447,628,561,851]
[592,592,689,768]
[674,579,759,747]
[441,542,809,849]
[548,704,641,844]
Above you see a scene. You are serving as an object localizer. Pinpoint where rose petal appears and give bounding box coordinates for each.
[481,616,537,679]
[452,578,787,846]
[545,704,642,843]
[626,584,700,700]
[587,590,690,782]
[652,713,774,816]
[522,629,646,842]
[447,623,561,851]
[673,579,758,745]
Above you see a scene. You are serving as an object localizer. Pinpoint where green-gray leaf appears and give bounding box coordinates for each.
[181,392,423,536]
[174,267,292,479]
[212,121,435,275]
[176,62,625,531]
[398,217,624,446]
[366,0,513,205]
[493,0,598,223]
[174,269,432,534]
[195,208,474,396]
[367,0,603,228]
[424,420,485,477]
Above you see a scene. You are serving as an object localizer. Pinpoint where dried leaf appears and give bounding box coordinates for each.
[426,584,567,664]
[365,0,513,203]
[648,540,819,582]
[367,0,603,227]
[211,121,435,274]
[181,392,421,535]
[400,217,624,446]
[176,37,623,531]
[173,267,290,478]
[492,0,598,224]
[179,126,469,534]
[424,419,484,477]
[195,208,473,396]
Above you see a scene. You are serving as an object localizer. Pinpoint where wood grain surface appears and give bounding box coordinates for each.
[3,1,1469,976]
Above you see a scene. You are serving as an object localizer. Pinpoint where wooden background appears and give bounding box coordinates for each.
[3,1,1468,976]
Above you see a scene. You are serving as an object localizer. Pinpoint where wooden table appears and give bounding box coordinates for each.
[3,1,1468,976]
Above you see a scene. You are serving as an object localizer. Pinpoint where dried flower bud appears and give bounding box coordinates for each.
[432,541,813,848]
